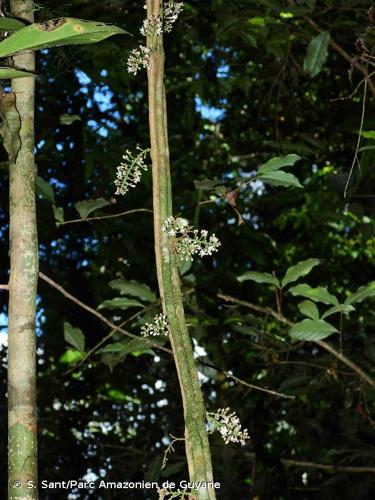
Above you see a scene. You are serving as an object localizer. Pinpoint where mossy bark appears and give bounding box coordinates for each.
[146,2,216,498]
[7,1,38,498]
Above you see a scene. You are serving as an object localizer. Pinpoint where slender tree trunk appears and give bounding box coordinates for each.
[146,2,216,497]
[7,1,38,498]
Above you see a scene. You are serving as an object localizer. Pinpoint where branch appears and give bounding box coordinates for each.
[39,272,172,356]
[0,284,9,290]
[59,208,152,226]
[218,293,375,389]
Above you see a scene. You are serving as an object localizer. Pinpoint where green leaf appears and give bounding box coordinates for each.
[0,67,36,79]
[53,205,64,224]
[289,319,337,341]
[59,348,84,365]
[321,304,355,319]
[303,31,330,78]
[0,18,26,32]
[282,258,320,287]
[258,154,301,174]
[298,300,319,320]
[36,176,55,204]
[343,282,375,307]
[236,271,280,287]
[97,297,144,310]
[258,170,303,188]
[109,279,156,303]
[63,322,85,353]
[362,131,375,140]
[288,284,339,306]
[0,18,128,58]
[75,197,110,219]
[60,114,81,125]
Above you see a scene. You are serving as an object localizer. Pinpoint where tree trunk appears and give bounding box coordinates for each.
[146,2,216,498]
[7,0,38,498]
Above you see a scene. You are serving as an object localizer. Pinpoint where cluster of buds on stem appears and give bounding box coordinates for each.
[114,147,149,195]
[141,314,170,337]
[162,216,221,262]
[207,407,250,446]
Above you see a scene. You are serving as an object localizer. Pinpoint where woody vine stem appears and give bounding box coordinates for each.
[145,1,216,497]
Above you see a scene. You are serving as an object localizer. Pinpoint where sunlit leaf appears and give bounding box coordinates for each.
[0,18,128,58]
[60,114,81,125]
[0,18,26,32]
[288,283,339,306]
[59,348,84,365]
[343,282,375,307]
[236,271,280,287]
[282,258,320,287]
[97,297,144,310]
[258,170,303,188]
[0,67,36,79]
[258,154,301,174]
[298,300,319,320]
[289,319,337,341]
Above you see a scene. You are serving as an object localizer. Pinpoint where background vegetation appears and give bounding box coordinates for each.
[1,0,374,498]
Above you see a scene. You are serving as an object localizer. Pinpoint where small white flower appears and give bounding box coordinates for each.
[127,45,151,75]
[164,2,184,33]
[114,147,149,196]
[140,15,163,37]
[207,407,250,446]
[162,216,221,262]
[141,314,170,337]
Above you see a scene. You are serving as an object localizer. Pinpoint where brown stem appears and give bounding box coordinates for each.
[59,208,152,226]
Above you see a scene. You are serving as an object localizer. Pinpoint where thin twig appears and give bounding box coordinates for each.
[218,293,375,389]
[39,272,172,356]
[162,434,185,470]
[59,208,153,226]
[225,371,295,399]
[344,79,367,197]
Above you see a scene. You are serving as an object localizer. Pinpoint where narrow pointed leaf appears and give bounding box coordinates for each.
[303,31,330,78]
[0,67,36,79]
[75,198,110,219]
[0,18,26,32]
[0,92,21,162]
[258,154,301,174]
[343,282,375,307]
[0,18,128,58]
[236,271,280,286]
[98,297,144,310]
[258,170,303,188]
[288,283,339,306]
[289,319,337,341]
[282,258,320,287]
[298,300,319,320]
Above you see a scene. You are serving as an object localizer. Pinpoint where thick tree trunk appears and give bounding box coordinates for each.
[7,1,38,498]
[146,2,216,498]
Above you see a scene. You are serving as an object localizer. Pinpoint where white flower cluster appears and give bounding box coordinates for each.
[162,216,221,262]
[141,314,169,337]
[164,2,184,33]
[140,15,163,37]
[114,147,149,196]
[207,408,250,446]
[127,45,151,75]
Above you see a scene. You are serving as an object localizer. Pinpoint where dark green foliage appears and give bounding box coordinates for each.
[0,0,375,498]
